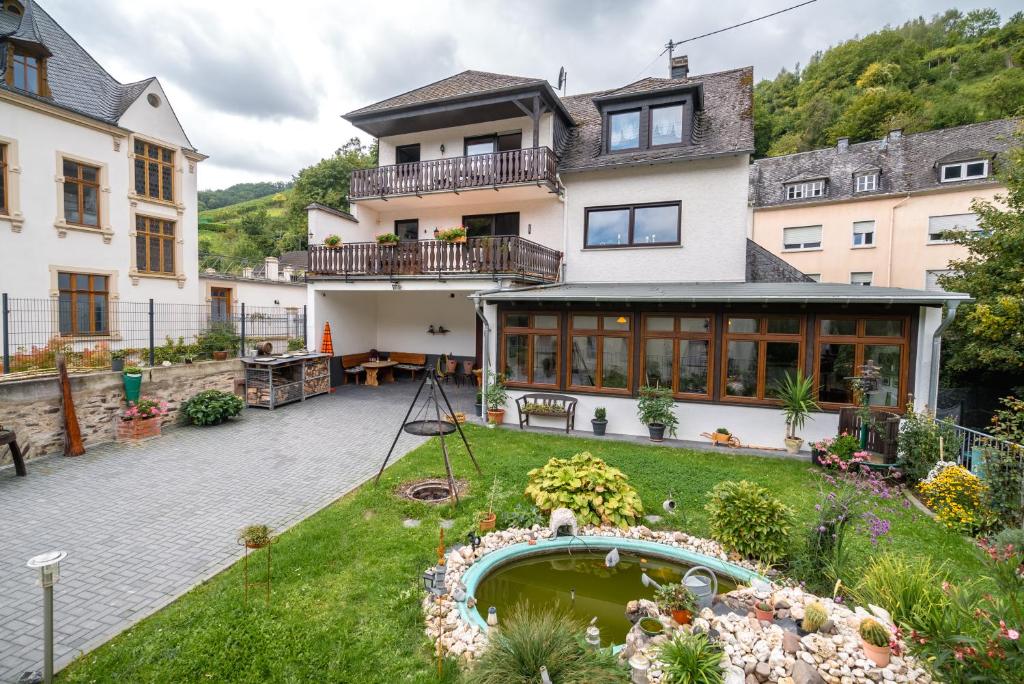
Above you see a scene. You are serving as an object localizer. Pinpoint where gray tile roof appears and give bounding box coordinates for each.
[557,67,754,173]
[473,281,969,305]
[0,1,159,127]
[345,70,548,117]
[751,118,1021,208]
[745,239,814,283]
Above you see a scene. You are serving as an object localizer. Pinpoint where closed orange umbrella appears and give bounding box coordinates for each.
[320,322,334,355]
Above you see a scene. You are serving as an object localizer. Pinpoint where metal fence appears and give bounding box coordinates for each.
[1,294,306,378]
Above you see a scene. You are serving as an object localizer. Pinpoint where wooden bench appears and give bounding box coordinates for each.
[388,352,427,380]
[515,393,577,433]
[340,352,371,385]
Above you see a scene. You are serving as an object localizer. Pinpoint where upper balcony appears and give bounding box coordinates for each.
[349,147,561,210]
[307,235,562,283]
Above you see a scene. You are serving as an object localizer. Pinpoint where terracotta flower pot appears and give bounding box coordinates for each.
[244,540,270,550]
[478,512,496,532]
[671,609,692,625]
[117,417,161,442]
[861,639,891,667]
[754,606,775,622]
[487,408,505,425]
[212,351,229,361]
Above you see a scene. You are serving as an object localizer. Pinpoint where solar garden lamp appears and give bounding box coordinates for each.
[628,653,650,684]
[585,617,601,648]
[25,550,67,684]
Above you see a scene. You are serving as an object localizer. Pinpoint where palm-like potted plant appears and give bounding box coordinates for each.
[654,582,697,625]
[376,232,399,246]
[772,370,820,454]
[485,371,508,425]
[592,407,607,436]
[637,385,678,441]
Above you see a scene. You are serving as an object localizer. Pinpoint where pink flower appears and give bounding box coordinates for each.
[1009,629,1020,641]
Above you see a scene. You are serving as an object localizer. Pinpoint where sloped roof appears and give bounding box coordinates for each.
[346,70,548,117]
[745,239,814,283]
[0,2,163,127]
[557,67,754,172]
[3,0,50,55]
[751,118,1021,208]
[305,203,358,223]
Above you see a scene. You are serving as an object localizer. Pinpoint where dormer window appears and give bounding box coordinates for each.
[4,45,49,96]
[785,180,825,200]
[600,93,693,154]
[855,172,878,193]
[650,104,684,146]
[608,110,641,151]
[941,159,988,182]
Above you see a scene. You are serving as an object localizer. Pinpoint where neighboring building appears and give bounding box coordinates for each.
[307,56,968,449]
[749,119,1020,290]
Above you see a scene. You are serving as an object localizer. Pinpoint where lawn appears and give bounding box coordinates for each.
[59,426,981,683]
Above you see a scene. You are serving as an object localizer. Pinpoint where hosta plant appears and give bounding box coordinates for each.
[182,389,244,426]
[705,480,793,564]
[524,452,643,528]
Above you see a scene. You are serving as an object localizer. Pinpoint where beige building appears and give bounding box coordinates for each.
[749,119,1020,289]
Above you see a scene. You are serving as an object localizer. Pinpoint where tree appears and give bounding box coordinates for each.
[286,138,377,225]
[940,126,1024,374]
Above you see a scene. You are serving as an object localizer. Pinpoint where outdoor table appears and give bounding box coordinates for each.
[363,360,398,387]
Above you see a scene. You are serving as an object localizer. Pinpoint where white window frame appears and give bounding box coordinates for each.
[785,180,825,200]
[850,271,873,286]
[928,213,980,244]
[925,269,951,292]
[854,173,878,192]
[940,159,989,183]
[852,220,875,248]
[782,225,823,251]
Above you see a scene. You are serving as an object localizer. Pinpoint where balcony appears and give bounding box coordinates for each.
[308,236,562,283]
[349,147,561,207]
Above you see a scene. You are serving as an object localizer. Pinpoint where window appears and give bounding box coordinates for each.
[855,173,878,192]
[817,317,908,407]
[501,312,560,387]
[782,225,822,251]
[395,144,420,164]
[852,220,875,247]
[569,314,632,393]
[608,110,640,151]
[0,143,7,215]
[941,160,988,182]
[722,316,803,402]
[850,272,873,286]
[62,159,100,227]
[135,215,176,274]
[210,287,232,322]
[641,314,713,398]
[58,272,109,336]
[133,139,174,202]
[785,180,825,200]
[463,212,519,238]
[584,202,680,248]
[925,269,951,292]
[650,104,683,146]
[928,213,979,243]
[10,51,41,94]
[464,132,522,156]
[394,219,419,241]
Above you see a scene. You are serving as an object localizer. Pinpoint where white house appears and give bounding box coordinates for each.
[306,56,969,450]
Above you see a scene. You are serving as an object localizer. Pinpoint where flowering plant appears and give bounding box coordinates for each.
[918,464,990,534]
[122,397,169,421]
[435,226,467,242]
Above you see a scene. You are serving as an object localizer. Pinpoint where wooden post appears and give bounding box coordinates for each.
[56,354,84,457]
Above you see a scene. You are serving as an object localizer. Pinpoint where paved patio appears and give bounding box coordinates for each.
[0,379,476,681]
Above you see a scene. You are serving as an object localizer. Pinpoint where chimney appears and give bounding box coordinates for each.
[281,265,293,282]
[670,55,689,79]
[836,137,849,152]
[264,256,279,281]
[887,129,903,142]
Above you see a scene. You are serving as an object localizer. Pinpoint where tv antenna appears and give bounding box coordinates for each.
[556,66,567,94]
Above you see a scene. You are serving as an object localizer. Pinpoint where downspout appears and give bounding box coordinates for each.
[886,194,911,286]
[475,299,490,421]
[928,300,961,412]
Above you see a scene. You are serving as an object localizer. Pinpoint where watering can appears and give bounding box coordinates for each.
[683,566,718,610]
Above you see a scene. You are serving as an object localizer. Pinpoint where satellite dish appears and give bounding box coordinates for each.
[556,66,567,93]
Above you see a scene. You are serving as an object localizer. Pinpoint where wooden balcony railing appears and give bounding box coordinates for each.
[350,147,560,199]
[308,236,562,282]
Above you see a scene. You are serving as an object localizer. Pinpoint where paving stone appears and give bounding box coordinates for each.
[403,519,422,528]
[0,382,476,680]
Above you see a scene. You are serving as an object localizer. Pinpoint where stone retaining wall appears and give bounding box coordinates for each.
[0,360,242,465]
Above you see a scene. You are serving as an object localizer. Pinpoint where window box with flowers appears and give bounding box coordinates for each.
[116,397,170,442]
[435,226,467,244]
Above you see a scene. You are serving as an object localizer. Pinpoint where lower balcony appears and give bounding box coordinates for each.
[307,236,562,283]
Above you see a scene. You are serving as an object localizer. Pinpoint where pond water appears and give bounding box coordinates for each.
[472,547,737,646]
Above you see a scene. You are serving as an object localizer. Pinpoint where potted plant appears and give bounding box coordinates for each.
[376,232,399,246]
[592,407,608,436]
[754,599,775,622]
[711,427,732,445]
[116,396,169,441]
[858,617,892,667]
[799,601,828,636]
[324,234,342,248]
[197,323,240,361]
[122,365,143,404]
[437,227,467,244]
[485,371,508,425]
[637,385,678,442]
[654,582,697,625]
[111,349,127,373]
[773,370,820,454]
[474,391,483,415]
[479,477,500,532]
[238,524,273,549]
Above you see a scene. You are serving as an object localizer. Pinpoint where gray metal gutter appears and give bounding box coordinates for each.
[928,300,961,412]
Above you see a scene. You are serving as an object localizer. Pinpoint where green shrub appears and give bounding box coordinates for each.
[829,432,861,460]
[658,632,724,684]
[466,604,625,684]
[153,336,200,365]
[196,323,240,357]
[990,395,1024,443]
[705,480,793,564]
[499,503,546,530]
[979,446,1024,530]
[524,452,643,528]
[238,524,272,547]
[287,338,306,351]
[851,553,948,630]
[994,527,1024,549]
[897,403,961,482]
[182,390,244,426]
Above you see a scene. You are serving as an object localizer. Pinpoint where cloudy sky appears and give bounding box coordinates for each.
[42,0,1021,190]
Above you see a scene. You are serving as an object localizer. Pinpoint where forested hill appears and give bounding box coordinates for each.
[198,181,292,212]
[754,8,1024,158]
